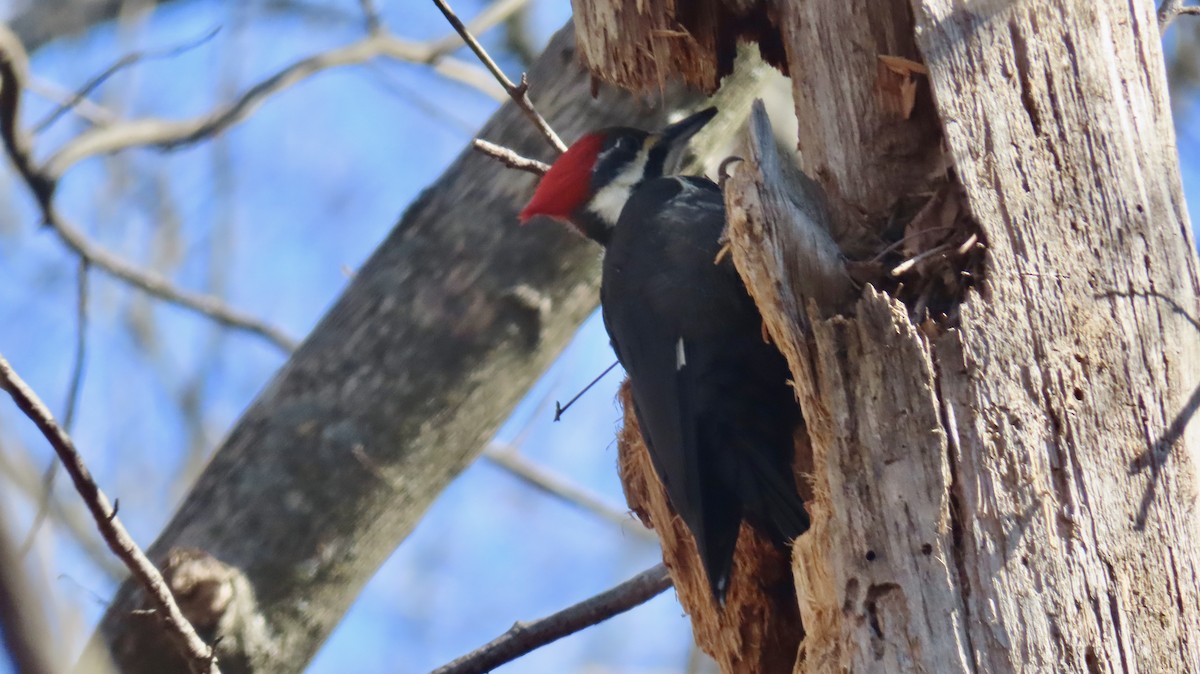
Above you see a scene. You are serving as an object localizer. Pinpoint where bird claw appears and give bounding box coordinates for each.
[718,156,744,191]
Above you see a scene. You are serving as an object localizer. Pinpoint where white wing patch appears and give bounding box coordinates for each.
[676,337,687,370]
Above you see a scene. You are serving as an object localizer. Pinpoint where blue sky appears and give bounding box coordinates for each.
[1,1,1199,673]
[0,2,697,672]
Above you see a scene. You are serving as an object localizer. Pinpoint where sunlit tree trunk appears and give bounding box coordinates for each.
[575,0,1200,672]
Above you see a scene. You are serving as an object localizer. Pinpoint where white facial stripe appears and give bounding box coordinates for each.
[676,337,687,370]
[588,145,650,227]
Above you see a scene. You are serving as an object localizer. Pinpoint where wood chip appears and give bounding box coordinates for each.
[878,54,929,76]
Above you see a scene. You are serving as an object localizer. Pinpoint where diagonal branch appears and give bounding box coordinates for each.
[430,564,673,674]
[432,0,567,153]
[33,27,221,134]
[51,217,299,350]
[472,138,549,174]
[483,444,656,541]
[0,353,219,674]
[43,32,504,177]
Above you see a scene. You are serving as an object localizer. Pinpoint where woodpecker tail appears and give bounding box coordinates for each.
[691,447,808,606]
[692,492,742,606]
[751,457,810,547]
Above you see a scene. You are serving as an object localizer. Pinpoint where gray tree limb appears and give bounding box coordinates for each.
[85,24,773,673]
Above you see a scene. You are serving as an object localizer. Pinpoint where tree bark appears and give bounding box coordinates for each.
[85,26,728,674]
[576,0,1200,672]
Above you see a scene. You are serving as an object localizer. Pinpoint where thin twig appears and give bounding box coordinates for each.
[43,32,504,177]
[553,360,620,421]
[431,0,567,153]
[472,138,549,174]
[891,242,956,277]
[53,217,298,350]
[426,0,532,56]
[0,353,219,674]
[19,260,89,556]
[26,77,118,127]
[483,444,655,541]
[430,564,672,674]
[33,27,221,134]
[0,27,296,352]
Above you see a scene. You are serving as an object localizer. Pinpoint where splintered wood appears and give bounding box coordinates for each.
[570,0,787,93]
[580,0,1200,672]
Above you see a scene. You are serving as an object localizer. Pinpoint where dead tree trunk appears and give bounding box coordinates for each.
[575,0,1200,672]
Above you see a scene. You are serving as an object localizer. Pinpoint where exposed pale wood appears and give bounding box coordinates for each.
[740,0,1200,672]
[779,0,944,253]
[724,101,856,325]
[911,1,1200,671]
[725,119,972,673]
[582,0,1200,671]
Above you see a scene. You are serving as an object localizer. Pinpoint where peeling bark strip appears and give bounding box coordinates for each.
[578,0,1200,672]
[723,101,855,325]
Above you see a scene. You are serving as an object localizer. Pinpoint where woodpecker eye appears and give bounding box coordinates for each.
[591,131,649,193]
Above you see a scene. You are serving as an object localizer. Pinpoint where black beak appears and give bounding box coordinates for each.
[657,107,718,149]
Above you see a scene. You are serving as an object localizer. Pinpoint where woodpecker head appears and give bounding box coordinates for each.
[519,107,718,245]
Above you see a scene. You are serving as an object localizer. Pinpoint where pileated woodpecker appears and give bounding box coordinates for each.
[520,107,809,602]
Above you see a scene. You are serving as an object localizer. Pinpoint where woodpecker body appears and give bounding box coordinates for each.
[521,108,809,602]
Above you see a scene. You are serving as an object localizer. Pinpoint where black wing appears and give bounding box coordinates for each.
[602,177,805,598]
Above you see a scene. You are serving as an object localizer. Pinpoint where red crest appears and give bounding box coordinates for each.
[519,133,605,223]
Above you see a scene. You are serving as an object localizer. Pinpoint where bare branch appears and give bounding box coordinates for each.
[43,32,504,177]
[33,27,221,134]
[483,444,656,541]
[426,0,533,56]
[430,564,673,674]
[26,76,118,127]
[431,0,568,153]
[51,218,299,351]
[1158,0,1200,29]
[0,353,219,674]
[472,138,549,174]
[0,26,296,352]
